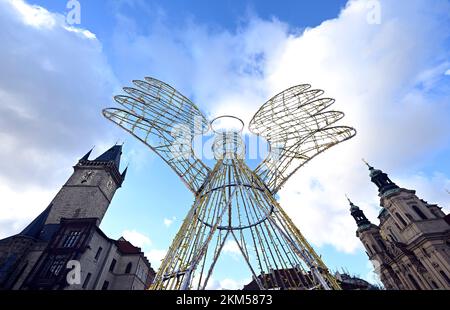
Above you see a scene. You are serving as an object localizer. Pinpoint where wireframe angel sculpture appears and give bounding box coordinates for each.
[103,77,356,290]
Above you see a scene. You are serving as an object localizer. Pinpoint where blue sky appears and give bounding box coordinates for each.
[0,0,449,289]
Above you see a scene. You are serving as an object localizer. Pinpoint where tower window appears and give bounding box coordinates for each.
[94,247,103,260]
[407,274,421,290]
[412,205,427,220]
[109,259,117,272]
[388,228,398,242]
[73,208,81,218]
[405,213,414,221]
[421,248,429,258]
[431,281,439,289]
[82,272,92,289]
[395,212,407,227]
[439,270,450,285]
[125,262,132,274]
[62,231,81,248]
[376,239,386,251]
[101,280,109,290]
[388,234,396,242]
[365,245,372,256]
[44,256,65,278]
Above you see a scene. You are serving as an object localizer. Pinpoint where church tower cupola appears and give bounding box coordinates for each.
[363,159,399,196]
[347,195,371,229]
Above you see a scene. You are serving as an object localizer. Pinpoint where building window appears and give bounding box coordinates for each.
[73,208,81,218]
[405,213,414,221]
[94,247,103,260]
[388,234,394,242]
[370,244,377,255]
[101,281,109,290]
[82,273,92,289]
[125,262,132,274]
[407,274,421,290]
[388,228,398,242]
[364,243,371,255]
[395,212,407,227]
[62,231,81,248]
[109,259,117,272]
[421,247,430,258]
[431,281,439,289]
[412,205,427,220]
[439,270,450,285]
[376,239,386,251]
[47,257,65,277]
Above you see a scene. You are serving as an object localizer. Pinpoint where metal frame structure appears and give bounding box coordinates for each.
[249,84,356,194]
[103,77,356,290]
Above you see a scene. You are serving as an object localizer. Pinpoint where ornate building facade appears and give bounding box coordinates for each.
[350,163,450,290]
[0,145,155,290]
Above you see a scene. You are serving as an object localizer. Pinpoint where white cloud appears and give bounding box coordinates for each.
[122,229,152,248]
[445,69,450,76]
[9,0,55,28]
[0,0,123,237]
[0,0,119,190]
[63,25,96,40]
[121,229,166,270]
[163,216,176,227]
[0,183,55,239]
[265,0,450,253]
[145,249,167,269]
[222,240,241,260]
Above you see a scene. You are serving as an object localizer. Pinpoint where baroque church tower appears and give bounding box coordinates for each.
[350,162,450,290]
[0,146,155,290]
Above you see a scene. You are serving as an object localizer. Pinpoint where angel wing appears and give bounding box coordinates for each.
[249,84,356,194]
[103,77,211,194]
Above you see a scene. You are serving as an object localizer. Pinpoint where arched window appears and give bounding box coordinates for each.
[412,205,427,220]
[431,281,439,289]
[370,244,378,254]
[405,213,414,221]
[376,239,386,251]
[389,234,397,242]
[388,228,398,242]
[407,274,421,290]
[364,243,372,255]
[395,212,407,227]
[439,270,450,285]
[125,262,132,274]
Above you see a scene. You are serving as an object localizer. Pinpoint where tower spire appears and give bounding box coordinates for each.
[345,194,353,205]
[362,158,373,169]
[121,165,128,181]
[80,147,94,161]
